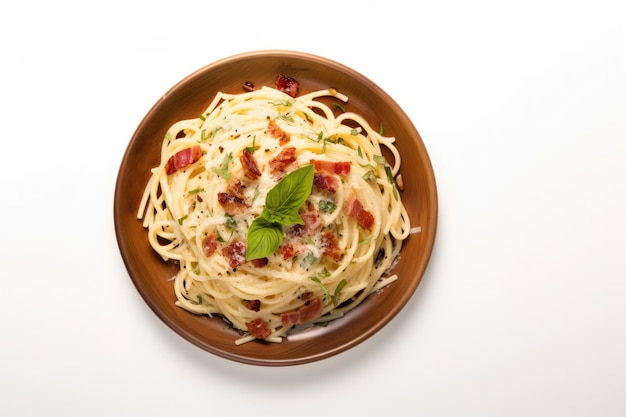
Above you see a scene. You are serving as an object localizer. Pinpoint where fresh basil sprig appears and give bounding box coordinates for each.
[246,165,315,260]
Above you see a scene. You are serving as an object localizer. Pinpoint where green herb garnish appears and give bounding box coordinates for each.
[246,165,315,260]
[210,152,232,178]
[311,277,347,307]
[385,165,399,201]
[225,214,237,230]
[246,136,257,153]
[311,277,331,301]
[269,99,294,107]
[200,127,222,142]
[301,252,317,268]
[373,154,387,165]
[332,103,346,113]
[319,199,337,213]
[373,155,399,200]
[333,279,347,306]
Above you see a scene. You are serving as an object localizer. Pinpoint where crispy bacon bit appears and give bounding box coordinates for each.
[278,241,305,260]
[240,148,261,180]
[165,146,202,175]
[321,229,344,262]
[218,192,249,215]
[311,159,351,176]
[302,210,323,234]
[226,178,246,200]
[276,74,299,98]
[313,172,339,194]
[242,81,255,92]
[280,297,323,327]
[250,257,268,268]
[222,241,247,268]
[267,119,290,145]
[246,318,271,339]
[244,299,261,312]
[269,147,297,176]
[202,233,217,257]
[333,161,351,175]
[290,210,322,237]
[345,194,375,231]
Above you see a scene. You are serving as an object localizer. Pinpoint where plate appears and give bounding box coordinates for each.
[114,50,437,366]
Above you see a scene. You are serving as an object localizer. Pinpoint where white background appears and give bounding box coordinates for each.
[1,1,625,416]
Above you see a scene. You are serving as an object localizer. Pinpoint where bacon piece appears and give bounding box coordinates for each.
[246,318,271,339]
[250,258,268,268]
[313,173,339,194]
[217,192,249,215]
[240,148,261,180]
[165,146,202,175]
[226,178,246,200]
[334,162,350,175]
[345,194,374,231]
[222,241,247,268]
[311,159,349,193]
[276,74,299,98]
[280,297,323,327]
[244,299,261,312]
[321,229,344,262]
[302,210,323,234]
[311,159,350,176]
[267,119,290,145]
[202,233,217,257]
[269,147,297,176]
[290,210,322,237]
[278,241,305,260]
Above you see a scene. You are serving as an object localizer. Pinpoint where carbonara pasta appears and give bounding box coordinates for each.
[138,75,411,344]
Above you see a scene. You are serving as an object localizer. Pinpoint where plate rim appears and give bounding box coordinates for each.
[114,49,438,366]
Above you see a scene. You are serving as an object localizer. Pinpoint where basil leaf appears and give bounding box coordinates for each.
[246,217,283,260]
[264,208,304,226]
[245,165,315,261]
[265,165,314,213]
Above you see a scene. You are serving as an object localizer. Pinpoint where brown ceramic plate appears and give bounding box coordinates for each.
[114,50,437,366]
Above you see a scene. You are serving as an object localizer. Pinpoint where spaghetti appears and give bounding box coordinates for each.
[138,76,411,344]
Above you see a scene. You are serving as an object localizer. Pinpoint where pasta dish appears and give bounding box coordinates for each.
[138,75,411,344]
